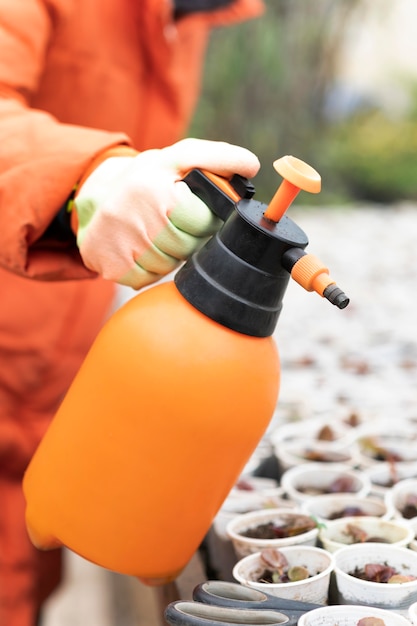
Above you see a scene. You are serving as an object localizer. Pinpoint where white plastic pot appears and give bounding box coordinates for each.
[226,508,318,559]
[318,515,414,553]
[280,462,371,505]
[232,545,334,605]
[274,438,359,471]
[357,440,417,469]
[270,416,356,448]
[213,487,292,541]
[301,493,393,522]
[409,600,417,626]
[363,461,417,498]
[298,603,411,626]
[385,477,417,521]
[408,517,417,552]
[333,543,417,615]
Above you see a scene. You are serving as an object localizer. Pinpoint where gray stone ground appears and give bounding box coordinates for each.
[41,204,417,625]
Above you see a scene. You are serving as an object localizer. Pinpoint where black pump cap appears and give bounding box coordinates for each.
[175,198,309,337]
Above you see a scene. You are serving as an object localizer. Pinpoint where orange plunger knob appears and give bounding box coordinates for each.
[264,155,321,222]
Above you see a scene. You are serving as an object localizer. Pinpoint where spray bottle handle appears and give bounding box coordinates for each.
[182,169,255,221]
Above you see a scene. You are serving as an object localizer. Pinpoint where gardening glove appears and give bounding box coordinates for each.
[73,138,260,290]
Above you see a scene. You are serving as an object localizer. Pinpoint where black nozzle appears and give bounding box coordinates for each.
[282,247,350,310]
[323,284,350,309]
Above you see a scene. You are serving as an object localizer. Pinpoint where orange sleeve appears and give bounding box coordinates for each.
[0,1,132,281]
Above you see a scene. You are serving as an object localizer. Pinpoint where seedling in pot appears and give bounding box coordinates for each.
[344,412,362,428]
[360,437,404,463]
[300,448,352,463]
[357,618,386,626]
[316,425,337,441]
[257,548,311,584]
[344,523,388,544]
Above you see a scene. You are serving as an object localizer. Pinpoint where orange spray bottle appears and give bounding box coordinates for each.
[23,156,349,585]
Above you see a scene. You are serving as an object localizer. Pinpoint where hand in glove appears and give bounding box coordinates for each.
[73,138,260,289]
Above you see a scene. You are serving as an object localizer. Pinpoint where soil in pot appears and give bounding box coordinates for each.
[300,449,352,463]
[400,493,417,519]
[374,477,398,489]
[240,514,316,540]
[298,475,359,496]
[349,562,417,583]
[328,506,371,519]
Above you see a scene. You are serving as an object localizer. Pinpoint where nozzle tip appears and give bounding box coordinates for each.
[323,284,350,309]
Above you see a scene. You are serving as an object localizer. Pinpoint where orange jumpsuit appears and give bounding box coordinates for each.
[0,1,263,624]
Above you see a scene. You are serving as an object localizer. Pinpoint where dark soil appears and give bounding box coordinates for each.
[301,449,352,463]
[328,506,369,519]
[349,563,417,583]
[400,497,417,519]
[241,515,316,539]
[298,475,358,496]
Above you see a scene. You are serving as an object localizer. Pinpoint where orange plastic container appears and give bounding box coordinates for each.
[23,158,348,586]
[23,281,279,584]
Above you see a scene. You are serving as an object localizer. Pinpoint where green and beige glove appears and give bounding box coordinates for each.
[72,138,260,289]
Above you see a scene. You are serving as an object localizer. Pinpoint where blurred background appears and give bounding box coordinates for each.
[191,0,417,205]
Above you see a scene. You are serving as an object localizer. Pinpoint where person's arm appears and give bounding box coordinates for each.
[0,1,261,288]
[0,1,130,281]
